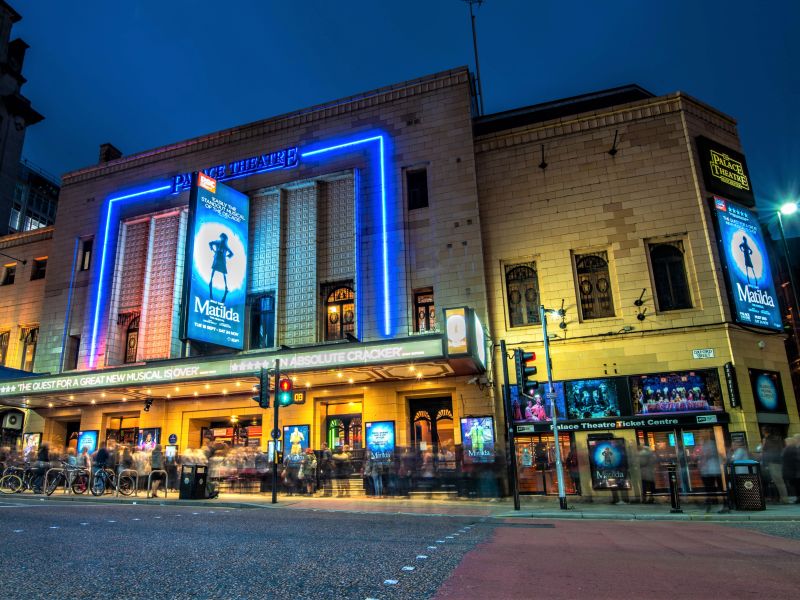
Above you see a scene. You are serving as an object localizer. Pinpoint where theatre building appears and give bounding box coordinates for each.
[0,69,495,476]
[476,86,799,499]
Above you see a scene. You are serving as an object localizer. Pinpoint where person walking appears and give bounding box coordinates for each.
[761,429,791,503]
[33,443,50,493]
[698,439,722,507]
[148,444,165,498]
[300,448,317,496]
[781,435,799,503]
[318,442,333,496]
[638,445,656,503]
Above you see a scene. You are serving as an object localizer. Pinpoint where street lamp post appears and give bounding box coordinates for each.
[777,203,800,357]
[540,305,568,510]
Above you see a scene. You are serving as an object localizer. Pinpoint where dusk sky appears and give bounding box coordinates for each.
[14,1,800,231]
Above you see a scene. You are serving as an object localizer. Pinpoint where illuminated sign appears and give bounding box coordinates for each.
[181,174,250,349]
[748,369,787,414]
[460,416,495,464]
[696,136,755,206]
[444,307,468,355]
[365,421,395,463]
[516,411,731,433]
[171,147,299,193]
[711,197,782,331]
[587,438,630,490]
[443,306,488,372]
[0,337,444,397]
[76,430,99,454]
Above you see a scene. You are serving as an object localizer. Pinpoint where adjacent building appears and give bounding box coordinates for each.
[0,67,796,500]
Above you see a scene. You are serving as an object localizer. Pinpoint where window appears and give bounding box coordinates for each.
[575,251,615,319]
[80,238,93,271]
[324,283,355,341]
[1,264,16,286]
[505,263,540,327]
[30,258,47,281]
[249,293,276,350]
[414,288,436,332]
[125,316,139,364]
[650,241,692,311]
[65,335,80,371]
[0,331,9,366]
[406,169,429,210]
[20,327,38,372]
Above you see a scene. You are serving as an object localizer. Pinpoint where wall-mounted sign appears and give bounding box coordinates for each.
[443,306,488,372]
[365,421,395,463]
[630,369,724,415]
[711,197,782,331]
[283,424,309,463]
[137,428,160,450]
[0,336,445,398]
[444,307,468,355]
[723,362,740,408]
[460,416,496,464]
[587,438,630,490]
[748,369,787,414]
[22,432,41,459]
[696,136,754,206]
[168,434,178,444]
[171,147,299,193]
[181,173,250,349]
[76,430,99,455]
[692,348,715,359]
[515,411,730,434]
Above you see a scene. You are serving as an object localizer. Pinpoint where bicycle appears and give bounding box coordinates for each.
[0,463,38,494]
[91,467,134,496]
[45,461,90,496]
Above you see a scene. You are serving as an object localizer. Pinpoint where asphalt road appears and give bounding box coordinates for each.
[0,499,490,600]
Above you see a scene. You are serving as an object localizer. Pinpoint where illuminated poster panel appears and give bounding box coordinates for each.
[631,370,724,415]
[712,197,782,331]
[137,428,161,450]
[77,430,99,455]
[283,424,310,464]
[749,369,787,414]
[365,421,395,463]
[182,173,250,349]
[587,438,631,490]
[460,416,495,464]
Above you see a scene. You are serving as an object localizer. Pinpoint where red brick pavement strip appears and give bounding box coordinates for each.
[434,520,800,600]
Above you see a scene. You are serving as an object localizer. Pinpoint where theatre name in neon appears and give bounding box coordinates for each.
[709,149,749,191]
[172,146,300,193]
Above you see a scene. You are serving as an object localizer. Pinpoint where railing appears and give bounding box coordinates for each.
[116,468,139,497]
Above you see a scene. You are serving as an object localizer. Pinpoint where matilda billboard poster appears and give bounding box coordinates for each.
[587,438,631,490]
[182,173,250,349]
[460,416,495,464]
[365,421,395,463]
[712,197,782,331]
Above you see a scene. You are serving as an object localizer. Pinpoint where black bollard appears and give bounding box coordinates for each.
[666,463,682,513]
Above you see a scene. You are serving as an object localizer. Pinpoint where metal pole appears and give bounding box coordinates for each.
[541,305,567,510]
[271,359,280,504]
[776,211,800,357]
[467,1,485,115]
[499,340,520,511]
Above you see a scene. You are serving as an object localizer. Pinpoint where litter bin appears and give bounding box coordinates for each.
[179,464,208,500]
[726,460,765,511]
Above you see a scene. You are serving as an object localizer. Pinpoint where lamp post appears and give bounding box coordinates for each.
[776,202,800,351]
[540,305,568,510]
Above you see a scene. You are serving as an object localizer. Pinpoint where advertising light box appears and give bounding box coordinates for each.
[76,430,99,455]
[587,438,631,490]
[712,197,782,331]
[181,173,250,349]
[631,370,724,415]
[460,416,495,464]
[749,369,787,414]
[365,421,395,463]
[283,424,309,463]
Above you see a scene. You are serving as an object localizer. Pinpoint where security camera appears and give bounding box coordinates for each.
[466,376,479,385]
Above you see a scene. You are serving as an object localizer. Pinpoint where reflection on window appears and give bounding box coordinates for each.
[650,241,692,311]
[1,264,16,286]
[124,316,139,364]
[30,257,47,281]
[249,293,276,350]
[406,169,429,210]
[324,284,355,341]
[20,327,38,372]
[0,331,9,366]
[414,288,436,332]
[575,251,615,319]
[80,238,93,272]
[505,263,540,327]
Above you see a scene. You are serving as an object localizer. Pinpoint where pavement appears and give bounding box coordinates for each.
[7,489,800,521]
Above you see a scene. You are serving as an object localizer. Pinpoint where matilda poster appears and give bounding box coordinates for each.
[587,438,631,490]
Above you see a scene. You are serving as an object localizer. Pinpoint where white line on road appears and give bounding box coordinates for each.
[427,546,437,550]
[383,580,398,585]
[49,526,59,529]
[401,566,415,571]
[12,529,23,532]
[416,555,428,559]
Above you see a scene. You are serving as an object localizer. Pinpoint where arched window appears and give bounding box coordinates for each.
[575,252,615,319]
[324,284,355,341]
[505,263,540,327]
[20,327,38,372]
[125,316,139,364]
[650,242,691,311]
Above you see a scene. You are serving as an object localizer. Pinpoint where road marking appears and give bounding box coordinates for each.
[427,546,437,550]
[13,529,23,532]
[445,535,454,539]
[192,512,199,515]
[154,516,161,519]
[416,555,428,559]
[132,518,141,521]
[384,580,398,585]
[436,539,445,543]
[401,566,415,571]
[80,523,88,526]
[107,520,116,523]
[49,526,59,529]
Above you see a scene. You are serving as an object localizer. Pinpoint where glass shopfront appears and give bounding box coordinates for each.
[515,434,578,495]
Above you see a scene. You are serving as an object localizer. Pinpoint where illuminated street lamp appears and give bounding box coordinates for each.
[776,201,800,353]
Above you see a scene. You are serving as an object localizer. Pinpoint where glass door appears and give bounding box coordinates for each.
[515,434,577,495]
[638,427,724,494]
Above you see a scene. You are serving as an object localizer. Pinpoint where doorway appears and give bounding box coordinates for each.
[638,427,726,494]
[409,397,454,467]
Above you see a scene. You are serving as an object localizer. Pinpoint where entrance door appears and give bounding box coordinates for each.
[409,397,454,467]
[639,427,725,494]
[326,415,362,451]
[515,434,577,495]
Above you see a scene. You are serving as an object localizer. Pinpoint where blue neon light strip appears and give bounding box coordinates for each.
[301,135,390,337]
[88,184,172,367]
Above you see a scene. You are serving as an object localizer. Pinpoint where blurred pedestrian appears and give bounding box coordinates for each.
[698,439,722,506]
[781,435,799,503]
[318,442,333,496]
[148,444,165,498]
[300,448,317,495]
[332,445,351,497]
[638,445,655,503]
[761,428,791,503]
[33,442,50,493]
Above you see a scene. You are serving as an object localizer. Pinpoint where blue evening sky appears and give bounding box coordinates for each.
[14,1,800,232]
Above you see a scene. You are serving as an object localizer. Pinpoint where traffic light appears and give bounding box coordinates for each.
[514,348,538,396]
[251,368,270,409]
[277,377,294,407]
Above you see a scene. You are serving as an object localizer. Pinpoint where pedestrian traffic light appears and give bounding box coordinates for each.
[277,378,294,407]
[514,348,538,396]
[251,368,270,409]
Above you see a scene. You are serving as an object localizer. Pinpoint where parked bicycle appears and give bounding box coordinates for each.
[45,461,90,496]
[0,463,38,494]
[91,467,134,496]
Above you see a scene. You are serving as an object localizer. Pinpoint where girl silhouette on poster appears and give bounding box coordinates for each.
[738,235,756,284]
[209,233,234,301]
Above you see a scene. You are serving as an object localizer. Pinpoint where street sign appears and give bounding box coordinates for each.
[271,428,281,440]
[545,392,558,403]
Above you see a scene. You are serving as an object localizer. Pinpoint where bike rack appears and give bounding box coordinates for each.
[43,467,66,494]
[147,469,169,499]
[115,468,140,497]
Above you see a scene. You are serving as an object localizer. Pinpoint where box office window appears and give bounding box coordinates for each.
[249,293,276,350]
[414,288,436,332]
[649,241,691,311]
[505,262,540,327]
[575,251,615,319]
[406,169,429,210]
